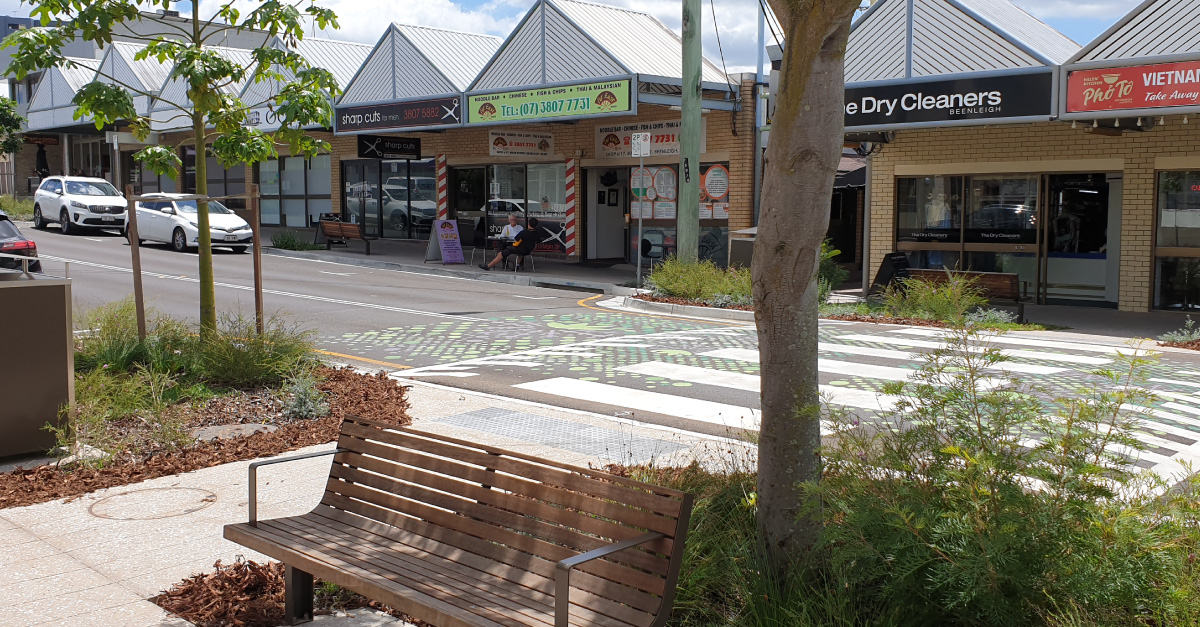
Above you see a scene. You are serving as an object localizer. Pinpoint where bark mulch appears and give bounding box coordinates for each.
[632,294,754,311]
[1160,340,1200,351]
[153,559,431,627]
[0,367,410,510]
[820,313,951,328]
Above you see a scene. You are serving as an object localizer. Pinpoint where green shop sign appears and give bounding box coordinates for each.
[468,79,632,124]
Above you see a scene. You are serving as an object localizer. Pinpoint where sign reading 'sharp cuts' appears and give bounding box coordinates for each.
[844,72,1054,129]
[336,96,462,132]
[468,80,632,124]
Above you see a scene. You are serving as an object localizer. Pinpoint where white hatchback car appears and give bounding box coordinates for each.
[32,176,127,235]
[128,193,253,253]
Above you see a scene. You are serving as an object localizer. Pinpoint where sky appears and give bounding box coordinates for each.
[0,0,1147,75]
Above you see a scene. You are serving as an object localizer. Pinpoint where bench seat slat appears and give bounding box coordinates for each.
[225,520,513,627]
[329,451,675,572]
[275,515,646,627]
[316,497,664,614]
[335,438,681,538]
[325,472,669,597]
[302,509,655,627]
[338,420,684,518]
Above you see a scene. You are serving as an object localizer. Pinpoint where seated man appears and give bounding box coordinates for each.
[480,218,541,271]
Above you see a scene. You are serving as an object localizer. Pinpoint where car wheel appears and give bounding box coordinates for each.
[59,209,73,235]
[171,228,189,252]
[231,246,248,254]
[389,210,407,231]
[32,205,45,229]
[123,228,144,246]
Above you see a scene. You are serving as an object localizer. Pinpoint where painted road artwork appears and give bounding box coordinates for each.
[319,311,1200,484]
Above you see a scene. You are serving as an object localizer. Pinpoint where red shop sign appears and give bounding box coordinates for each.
[1067,60,1200,113]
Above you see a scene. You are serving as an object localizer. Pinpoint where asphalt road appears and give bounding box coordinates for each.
[20,224,1200,478]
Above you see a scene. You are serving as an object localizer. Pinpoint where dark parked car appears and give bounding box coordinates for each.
[0,210,42,273]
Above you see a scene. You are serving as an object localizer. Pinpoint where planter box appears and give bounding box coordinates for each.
[0,279,73,457]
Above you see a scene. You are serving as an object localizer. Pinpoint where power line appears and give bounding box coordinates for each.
[708,0,738,136]
[758,0,782,49]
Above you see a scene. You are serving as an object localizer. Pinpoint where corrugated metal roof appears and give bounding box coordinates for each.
[1072,0,1200,63]
[291,37,373,90]
[845,0,907,82]
[109,42,172,92]
[395,24,501,91]
[473,5,554,90]
[25,57,98,129]
[954,0,1078,64]
[846,0,1078,84]
[60,56,100,92]
[550,0,726,83]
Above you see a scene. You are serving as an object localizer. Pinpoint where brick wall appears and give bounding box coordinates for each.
[14,142,62,195]
[865,116,1200,312]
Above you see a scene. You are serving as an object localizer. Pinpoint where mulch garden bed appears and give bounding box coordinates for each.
[0,367,410,510]
[820,313,951,328]
[1160,340,1200,351]
[632,294,754,311]
[153,559,431,627]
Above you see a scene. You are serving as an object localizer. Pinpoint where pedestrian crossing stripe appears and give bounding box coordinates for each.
[890,327,1148,356]
[832,334,1112,365]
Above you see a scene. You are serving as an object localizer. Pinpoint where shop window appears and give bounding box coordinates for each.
[1155,257,1200,311]
[256,156,332,227]
[965,176,1038,244]
[904,249,960,271]
[259,160,280,224]
[896,177,961,243]
[1157,171,1200,247]
[450,168,485,219]
[381,160,407,239]
[527,163,567,253]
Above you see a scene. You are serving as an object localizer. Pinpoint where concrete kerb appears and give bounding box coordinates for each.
[263,248,639,296]
[615,295,756,322]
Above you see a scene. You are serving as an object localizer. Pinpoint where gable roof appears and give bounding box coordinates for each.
[1068,0,1200,64]
[846,0,1077,84]
[471,0,725,91]
[27,57,100,113]
[97,42,172,94]
[339,24,501,105]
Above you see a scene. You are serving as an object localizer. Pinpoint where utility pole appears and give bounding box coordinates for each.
[678,0,701,262]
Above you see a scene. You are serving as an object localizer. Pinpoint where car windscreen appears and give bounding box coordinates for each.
[65,181,120,196]
[175,200,233,215]
[0,219,22,239]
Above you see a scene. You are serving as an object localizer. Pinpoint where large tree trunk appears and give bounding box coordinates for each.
[753,0,859,561]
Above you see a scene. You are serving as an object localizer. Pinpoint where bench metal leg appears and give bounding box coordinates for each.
[284,565,314,625]
[1016,302,1025,324]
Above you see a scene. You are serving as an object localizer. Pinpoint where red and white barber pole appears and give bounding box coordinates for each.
[564,159,577,258]
[435,154,449,220]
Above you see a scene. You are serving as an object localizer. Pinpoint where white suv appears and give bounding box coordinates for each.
[32,176,127,235]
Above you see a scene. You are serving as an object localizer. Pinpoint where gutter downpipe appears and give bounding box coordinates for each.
[752,8,765,225]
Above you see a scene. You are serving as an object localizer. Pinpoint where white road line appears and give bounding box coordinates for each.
[891,328,1144,355]
[1164,402,1200,417]
[1149,378,1200,389]
[816,342,1065,375]
[512,295,556,300]
[819,386,898,412]
[514,377,760,431]
[40,255,485,321]
[833,334,1112,365]
[318,271,356,276]
[1146,390,1200,404]
[1126,406,1200,440]
[1179,371,1200,377]
[618,362,758,391]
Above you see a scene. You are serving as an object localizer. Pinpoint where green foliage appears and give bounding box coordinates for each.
[808,326,1200,626]
[270,229,323,251]
[199,311,314,388]
[646,257,752,307]
[883,272,988,322]
[1160,316,1200,344]
[0,96,25,154]
[282,370,330,420]
[0,195,36,220]
[818,240,849,303]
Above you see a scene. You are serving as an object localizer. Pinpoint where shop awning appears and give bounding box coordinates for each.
[1060,0,1200,120]
[334,24,501,134]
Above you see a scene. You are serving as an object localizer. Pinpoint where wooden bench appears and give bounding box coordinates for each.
[320,220,375,255]
[906,268,1030,322]
[224,416,694,627]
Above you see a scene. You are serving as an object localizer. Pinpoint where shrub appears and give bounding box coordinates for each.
[818,239,849,293]
[74,298,147,372]
[270,229,322,251]
[809,326,1200,626]
[883,272,987,322]
[282,370,330,420]
[1160,315,1200,344]
[199,312,315,388]
[646,257,751,303]
[963,307,1016,327]
[0,195,35,221]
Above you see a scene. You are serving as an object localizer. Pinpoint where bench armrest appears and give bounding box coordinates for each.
[554,532,664,627]
[248,448,342,526]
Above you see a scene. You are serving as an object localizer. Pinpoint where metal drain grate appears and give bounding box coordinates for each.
[434,408,687,465]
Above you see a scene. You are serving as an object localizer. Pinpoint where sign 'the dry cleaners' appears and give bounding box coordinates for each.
[844,72,1053,130]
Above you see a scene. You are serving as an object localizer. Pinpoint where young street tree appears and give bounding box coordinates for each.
[0,97,27,156]
[753,0,861,560]
[4,0,340,337]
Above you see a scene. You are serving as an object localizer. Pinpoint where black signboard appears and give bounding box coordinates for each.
[356,135,421,160]
[845,71,1053,129]
[336,96,461,132]
[869,252,911,295]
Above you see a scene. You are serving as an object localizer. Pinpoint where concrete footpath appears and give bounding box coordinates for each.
[0,379,751,627]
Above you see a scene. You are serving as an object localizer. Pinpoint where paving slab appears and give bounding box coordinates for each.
[0,378,749,626]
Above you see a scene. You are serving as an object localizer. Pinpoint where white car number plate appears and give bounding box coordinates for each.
[102,215,114,222]
[224,234,238,241]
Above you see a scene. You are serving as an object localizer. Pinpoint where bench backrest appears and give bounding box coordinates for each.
[320,416,692,623]
[906,268,1020,300]
[321,221,362,239]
